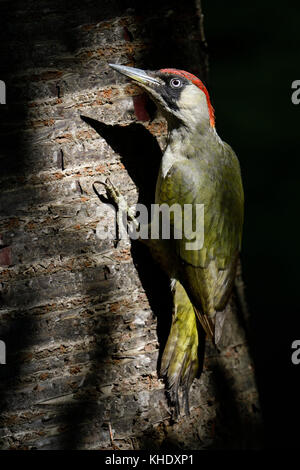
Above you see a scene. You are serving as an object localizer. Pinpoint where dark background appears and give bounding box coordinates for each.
[203,0,300,449]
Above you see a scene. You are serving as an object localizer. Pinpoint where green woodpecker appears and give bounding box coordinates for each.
[108,64,244,414]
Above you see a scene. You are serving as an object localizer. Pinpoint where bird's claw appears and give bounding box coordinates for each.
[93,178,121,206]
[93,177,134,223]
[103,178,121,205]
[93,177,139,246]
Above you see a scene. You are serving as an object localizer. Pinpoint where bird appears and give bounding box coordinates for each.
[106,63,244,414]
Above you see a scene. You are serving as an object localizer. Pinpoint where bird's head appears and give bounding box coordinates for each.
[109,64,215,131]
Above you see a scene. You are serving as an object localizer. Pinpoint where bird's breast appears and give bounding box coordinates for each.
[160,144,186,179]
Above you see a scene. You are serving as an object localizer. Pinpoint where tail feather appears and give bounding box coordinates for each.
[193,306,214,341]
[194,306,227,345]
[160,281,200,415]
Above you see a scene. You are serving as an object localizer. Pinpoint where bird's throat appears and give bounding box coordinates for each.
[161,122,220,179]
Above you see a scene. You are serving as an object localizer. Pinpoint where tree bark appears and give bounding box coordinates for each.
[0,0,262,449]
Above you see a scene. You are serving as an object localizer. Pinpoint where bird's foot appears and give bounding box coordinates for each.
[93,178,139,247]
[93,178,130,216]
[93,177,123,207]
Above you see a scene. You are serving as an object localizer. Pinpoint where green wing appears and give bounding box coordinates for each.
[156,144,244,332]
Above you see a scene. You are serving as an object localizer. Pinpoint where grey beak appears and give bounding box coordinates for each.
[109,64,160,86]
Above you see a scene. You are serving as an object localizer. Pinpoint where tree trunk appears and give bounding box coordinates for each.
[0,0,262,449]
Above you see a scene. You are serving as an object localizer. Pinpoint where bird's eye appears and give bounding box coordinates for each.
[170,78,182,88]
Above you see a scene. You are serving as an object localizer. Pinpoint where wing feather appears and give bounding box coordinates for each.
[156,143,243,331]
